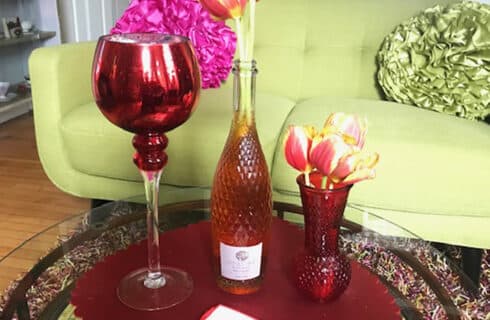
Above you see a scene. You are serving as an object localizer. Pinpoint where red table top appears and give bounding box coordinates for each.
[71,218,400,319]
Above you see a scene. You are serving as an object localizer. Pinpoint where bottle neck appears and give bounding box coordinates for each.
[233,60,257,125]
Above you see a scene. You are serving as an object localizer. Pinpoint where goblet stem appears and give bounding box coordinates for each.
[116,132,193,310]
[132,133,169,288]
[141,169,165,289]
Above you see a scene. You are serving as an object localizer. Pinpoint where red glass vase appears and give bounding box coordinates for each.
[293,172,352,302]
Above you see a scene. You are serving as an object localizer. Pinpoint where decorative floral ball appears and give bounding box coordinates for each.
[111,0,236,89]
[377,1,490,121]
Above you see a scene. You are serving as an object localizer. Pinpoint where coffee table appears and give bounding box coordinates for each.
[0,189,479,320]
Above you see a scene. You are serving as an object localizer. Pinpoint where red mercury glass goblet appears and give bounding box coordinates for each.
[92,33,201,311]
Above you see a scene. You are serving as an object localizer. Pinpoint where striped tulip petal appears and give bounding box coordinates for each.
[337,168,376,187]
[283,125,316,172]
[199,0,248,20]
[324,112,368,148]
[332,151,379,185]
[329,151,360,182]
[309,134,353,177]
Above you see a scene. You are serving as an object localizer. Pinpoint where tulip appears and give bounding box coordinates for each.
[283,112,378,190]
[199,0,248,20]
[283,125,317,174]
[309,134,353,179]
[323,112,367,148]
[330,151,379,187]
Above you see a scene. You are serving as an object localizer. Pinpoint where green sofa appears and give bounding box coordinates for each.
[29,0,489,250]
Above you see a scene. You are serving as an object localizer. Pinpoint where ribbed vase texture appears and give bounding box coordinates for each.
[293,172,352,302]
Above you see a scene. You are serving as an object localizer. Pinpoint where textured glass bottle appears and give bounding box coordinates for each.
[211,60,273,295]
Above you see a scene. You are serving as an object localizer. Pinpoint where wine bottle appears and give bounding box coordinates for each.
[211,60,272,295]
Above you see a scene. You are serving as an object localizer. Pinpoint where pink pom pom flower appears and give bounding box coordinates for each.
[111,0,237,89]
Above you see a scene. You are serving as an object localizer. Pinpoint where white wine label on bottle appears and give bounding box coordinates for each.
[220,242,262,280]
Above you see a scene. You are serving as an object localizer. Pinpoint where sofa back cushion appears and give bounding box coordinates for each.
[252,0,456,101]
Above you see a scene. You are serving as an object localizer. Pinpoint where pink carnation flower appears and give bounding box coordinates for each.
[111,0,236,89]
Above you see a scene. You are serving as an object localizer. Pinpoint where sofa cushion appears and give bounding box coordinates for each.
[271,97,490,219]
[61,87,296,187]
[233,0,457,101]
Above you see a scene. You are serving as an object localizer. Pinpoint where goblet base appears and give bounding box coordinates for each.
[117,267,193,311]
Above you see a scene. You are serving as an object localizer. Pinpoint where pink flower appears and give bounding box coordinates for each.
[309,134,353,178]
[309,133,379,188]
[330,150,379,187]
[323,112,367,148]
[199,0,248,20]
[283,125,316,173]
[111,0,236,89]
[283,112,379,189]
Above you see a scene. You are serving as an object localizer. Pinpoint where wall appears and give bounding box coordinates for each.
[58,0,130,43]
[0,0,61,83]
[35,0,62,46]
[0,0,129,83]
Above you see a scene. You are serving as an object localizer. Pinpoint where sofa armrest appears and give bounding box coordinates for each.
[29,41,96,117]
[28,41,97,196]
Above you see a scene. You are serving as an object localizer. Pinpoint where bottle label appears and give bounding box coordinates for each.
[220,242,262,280]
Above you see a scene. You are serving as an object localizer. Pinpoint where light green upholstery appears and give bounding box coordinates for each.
[271,97,490,247]
[61,90,295,186]
[29,0,490,248]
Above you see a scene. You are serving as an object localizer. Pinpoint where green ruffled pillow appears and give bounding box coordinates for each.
[377,1,490,121]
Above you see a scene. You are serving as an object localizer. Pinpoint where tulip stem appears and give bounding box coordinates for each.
[321,176,328,189]
[234,17,245,61]
[234,0,256,62]
[248,0,256,60]
[305,172,311,187]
